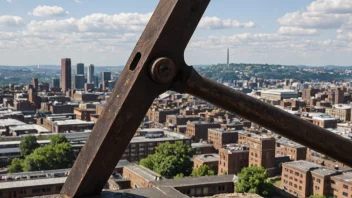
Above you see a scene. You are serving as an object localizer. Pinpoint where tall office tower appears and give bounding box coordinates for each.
[32,78,38,90]
[335,87,344,104]
[102,72,111,90]
[227,48,229,66]
[75,75,85,89]
[87,64,95,84]
[52,78,60,88]
[61,58,72,92]
[76,63,84,75]
[94,76,99,88]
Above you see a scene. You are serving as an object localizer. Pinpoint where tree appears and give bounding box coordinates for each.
[140,141,193,178]
[191,165,215,177]
[19,135,40,157]
[235,166,274,197]
[309,196,327,198]
[174,173,185,179]
[9,135,75,172]
[50,134,68,146]
[8,158,23,173]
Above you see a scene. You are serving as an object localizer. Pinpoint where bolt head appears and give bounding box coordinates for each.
[150,58,177,84]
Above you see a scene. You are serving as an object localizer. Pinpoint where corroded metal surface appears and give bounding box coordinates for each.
[61,0,210,197]
[172,67,352,166]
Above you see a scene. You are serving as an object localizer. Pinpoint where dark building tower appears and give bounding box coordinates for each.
[75,75,85,89]
[227,48,229,66]
[52,78,60,88]
[94,76,99,88]
[76,63,84,75]
[87,64,95,84]
[61,58,72,92]
[32,78,38,90]
[335,87,344,104]
[102,72,111,90]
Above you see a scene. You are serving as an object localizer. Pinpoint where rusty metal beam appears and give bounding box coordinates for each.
[172,67,352,166]
[61,0,210,197]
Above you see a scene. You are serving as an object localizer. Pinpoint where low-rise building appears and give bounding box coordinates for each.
[276,139,307,161]
[194,154,219,174]
[186,121,221,141]
[218,145,249,175]
[123,163,163,189]
[208,129,238,149]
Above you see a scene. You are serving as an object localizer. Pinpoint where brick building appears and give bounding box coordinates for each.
[208,129,238,149]
[331,172,352,198]
[218,145,249,175]
[325,104,351,122]
[282,160,322,198]
[123,163,163,189]
[194,154,219,174]
[186,121,221,141]
[276,140,307,161]
[248,136,276,170]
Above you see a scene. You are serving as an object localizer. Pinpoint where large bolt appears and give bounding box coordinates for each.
[150,57,177,84]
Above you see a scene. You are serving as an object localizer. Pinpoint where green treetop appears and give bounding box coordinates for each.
[191,165,215,177]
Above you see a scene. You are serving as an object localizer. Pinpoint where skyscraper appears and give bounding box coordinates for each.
[102,72,111,90]
[52,78,60,88]
[61,58,71,92]
[76,63,84,75]
[94,76,99,88]
[75,75,85,89]
[87,64,95,84]
[227,48,229,66]
[32,78,38,90]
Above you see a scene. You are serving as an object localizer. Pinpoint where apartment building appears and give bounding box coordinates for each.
[194,154,219,174]
[186,121,221,141]
[218,145,249,175]
[208,129,238,149]
[325,104,351,122]
[276,139,307,161]
[248,136,276,170]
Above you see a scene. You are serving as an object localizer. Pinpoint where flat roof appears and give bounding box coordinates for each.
[283,160,321,172]
[54,119,95,126]
[311,168,338,177]
[191,142,213,148]
[195,154,219,162]
[124,164,161,182]
[332,172,352,183]
[0,177,66,190]
[261,89,297,95]
[151,174,236,188]
[9,124,50,132]
[0,119,26,126]
[117,186,188,198]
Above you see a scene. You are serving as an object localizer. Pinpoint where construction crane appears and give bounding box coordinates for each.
[61,0,352,197]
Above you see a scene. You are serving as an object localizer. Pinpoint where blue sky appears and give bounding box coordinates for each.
[0,0,351,66]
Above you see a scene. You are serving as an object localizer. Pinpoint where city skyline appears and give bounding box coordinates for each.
[0,0,352,66]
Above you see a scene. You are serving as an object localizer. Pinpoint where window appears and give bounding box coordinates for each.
[295,172,299,176]
[32,188,41,194]
[343,184,348,189]
[42,188,51,192]
[299,186,302,190]
[317,178,321,183]
[56,186,63,192]
[290,170,293,174]
[342,192,348,197]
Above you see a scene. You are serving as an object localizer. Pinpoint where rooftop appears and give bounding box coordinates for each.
[151,174,236,188]
[0,119,26,127]
[261,89,297,95]
[332,172,352,183]
[54,119,95,126]
[311,168,338,177]
[283,160,321,172]
[0,177,66,190]
[124,164,162,182]
[195,154,219,162]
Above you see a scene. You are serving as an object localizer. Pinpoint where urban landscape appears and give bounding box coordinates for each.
[1,0,352,198]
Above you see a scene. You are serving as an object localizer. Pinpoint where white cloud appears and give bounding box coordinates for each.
[29,5,69,17]
[278,0,352,29]
[6,0,13,3]
[27,18,78,32]
[278,11,349,29]
[199,16,256,29]
[0,15,24,27]
[307,0,352,14]
[278,27,319,36]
